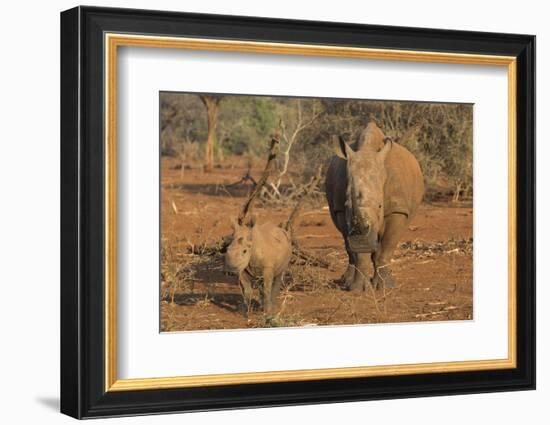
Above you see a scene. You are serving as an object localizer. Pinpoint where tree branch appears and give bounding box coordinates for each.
[237,134,280,225]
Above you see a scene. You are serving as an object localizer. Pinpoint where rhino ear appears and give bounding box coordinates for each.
[333,135,353,160]
[378,139,392,162]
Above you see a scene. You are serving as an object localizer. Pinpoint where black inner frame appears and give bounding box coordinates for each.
[61,6,535,419]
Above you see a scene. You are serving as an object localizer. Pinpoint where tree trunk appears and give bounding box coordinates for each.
[179,153,185,180]
[453,180,463,202]
[199,95,222,172]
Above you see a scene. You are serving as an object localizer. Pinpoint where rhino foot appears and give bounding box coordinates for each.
[349,268,368,293]
[239,301,250,315]
[239,296,258,316]
[372,266,396,289]
[348,282,364,293]
[342,265,356,288]
[263,302,274,316]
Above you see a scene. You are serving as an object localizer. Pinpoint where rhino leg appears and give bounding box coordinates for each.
[343,238,359,287]
[349,253,370,292]
[238,271,254,313]
[335,212,357,287]
[262,267,275,315]
[371,213,408,289]
[271,273,283,311]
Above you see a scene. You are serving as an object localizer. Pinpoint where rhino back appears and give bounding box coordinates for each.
[249,223,291,275]
[384,143,424,219]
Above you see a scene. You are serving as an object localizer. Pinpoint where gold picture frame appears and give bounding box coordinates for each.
[104,34,517,392]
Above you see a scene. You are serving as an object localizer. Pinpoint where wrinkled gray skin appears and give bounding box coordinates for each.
[225,217,292,314]
[326,122,424,291]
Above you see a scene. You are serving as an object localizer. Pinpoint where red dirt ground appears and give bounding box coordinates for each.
[160,157,473,332]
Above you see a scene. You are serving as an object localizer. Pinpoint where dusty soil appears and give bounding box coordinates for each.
[160,156,473,332]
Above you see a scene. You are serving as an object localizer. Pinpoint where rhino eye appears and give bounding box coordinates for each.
[238,237,244,243]
[378,204,382,209]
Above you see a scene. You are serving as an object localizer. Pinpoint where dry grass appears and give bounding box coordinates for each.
[160,230,474,331]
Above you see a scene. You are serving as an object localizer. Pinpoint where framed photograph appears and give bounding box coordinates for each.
[60,6,535,419]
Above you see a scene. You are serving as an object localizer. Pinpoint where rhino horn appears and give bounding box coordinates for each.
[357,121,386,151]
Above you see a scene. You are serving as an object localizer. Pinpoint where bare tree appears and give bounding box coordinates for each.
[199,95,223,172]
[269,100,322,198]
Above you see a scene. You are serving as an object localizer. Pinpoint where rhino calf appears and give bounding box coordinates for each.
[224,216,292,314]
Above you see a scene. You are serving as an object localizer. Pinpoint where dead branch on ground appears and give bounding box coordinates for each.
[290,247,331,269]
[226,159,257,187]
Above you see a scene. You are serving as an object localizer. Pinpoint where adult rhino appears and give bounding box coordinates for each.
[326,121,424,291]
